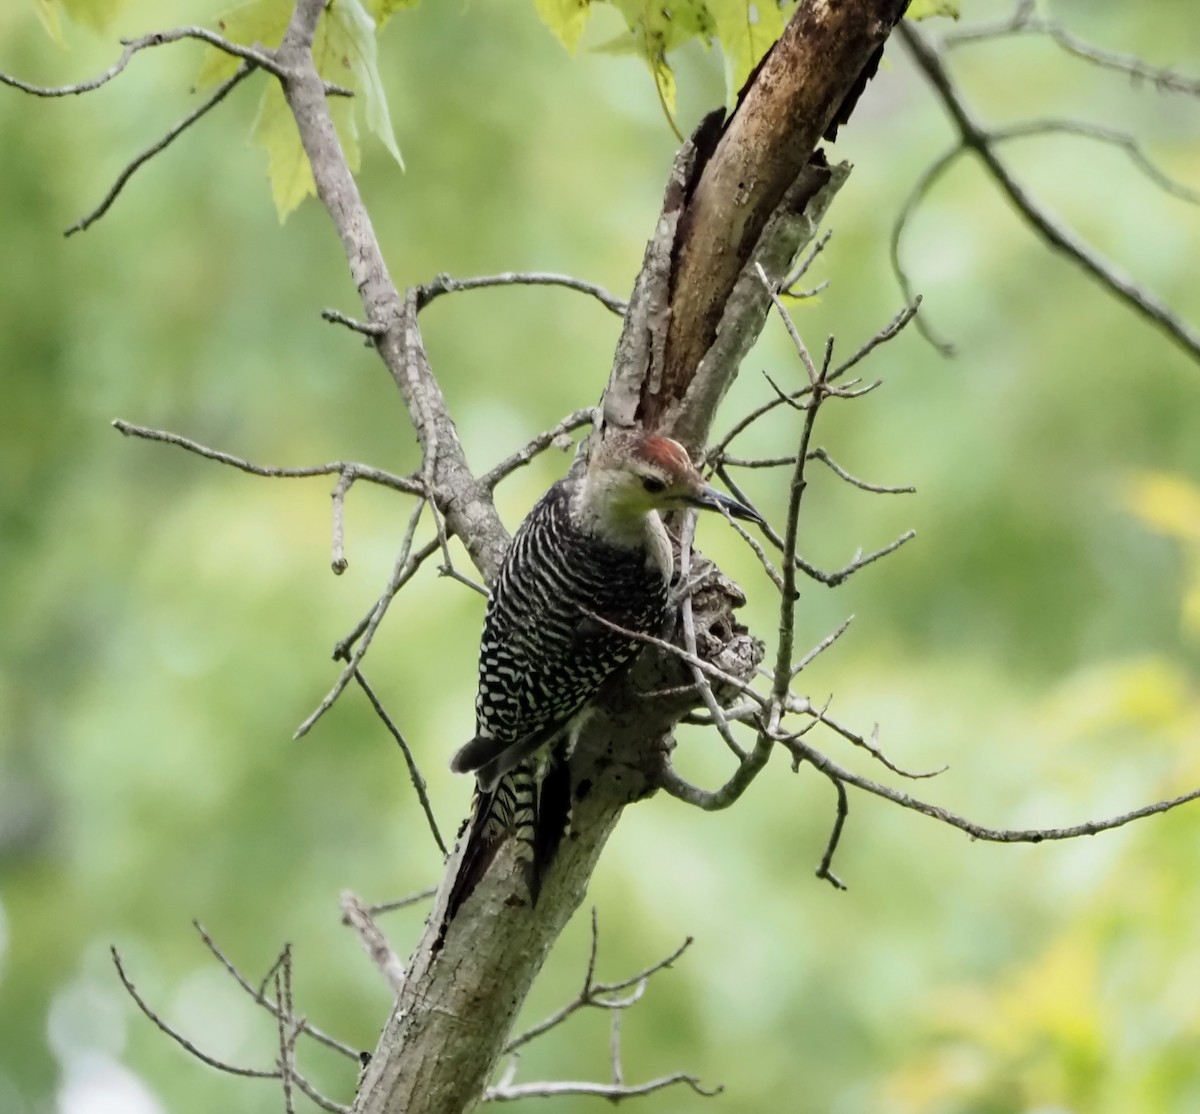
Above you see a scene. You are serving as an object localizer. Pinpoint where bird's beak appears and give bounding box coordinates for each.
[689,485,765,527]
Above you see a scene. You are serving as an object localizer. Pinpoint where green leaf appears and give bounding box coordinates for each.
[198,0,292,89]
[325,0,404,169]
[249,65,365,221]
[208,0,400,219]
[33,0,65,46]
[709,0,787,98]
[534,0,593,54]
[251,80,314,221]
[906,0,961,20]
[365,0,421,27]
[55,0,126,32]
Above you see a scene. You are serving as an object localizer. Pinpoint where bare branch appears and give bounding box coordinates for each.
[486,1073,720,1103]
[418,272,627,317]
[809,448,916,494]
[791,616,854,678]
[66,63,256,236]
[112,420,424,495]
[815,776,849,890]
[942,6,1200,98]
[367,887,438,916]
[782,228,833,293]
[989,119,1200,208]
[274,958,296,1114]
[112,947,277,1079]
[580,610,767,711]
[0,27,286,97]
[296,499,431,738]
[192,923,360,1063]
[481,410,594,490]
[352,669,446,854]
[504,911,692,1056]
[897,22,1200,364]
[341,893,407,995]
[322,308,388,336]
[677,516,747,762]
[789,735,1200,844]
[830,300,923,380]
[658,735,775,812]
[330,471,353,574]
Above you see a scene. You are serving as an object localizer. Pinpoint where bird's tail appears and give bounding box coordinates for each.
[442,743,573,930]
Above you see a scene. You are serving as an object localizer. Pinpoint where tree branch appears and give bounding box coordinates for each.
[897,21,1200,364]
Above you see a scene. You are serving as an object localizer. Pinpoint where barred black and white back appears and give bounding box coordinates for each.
[446,478,671,920]
[442,432,763,927]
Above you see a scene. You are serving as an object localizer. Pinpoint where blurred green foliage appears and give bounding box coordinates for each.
[1,1,1199,1112]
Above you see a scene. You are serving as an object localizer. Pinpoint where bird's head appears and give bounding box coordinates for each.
[582,431,764,533]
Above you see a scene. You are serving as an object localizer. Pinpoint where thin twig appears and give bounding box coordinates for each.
[418,272,627,316]
[830,300,922,380]
[677,516,747,761]
[758,263,819,385]
[815,776,849,890]
[481,409,594,490]
[609,1012,624,1088]
[331,538,441,662]
[111,947,277,1079]
[274,957,296,1114]
[503,911,692,1055]
[486,1073,720,1102]
[791,701,946,780]
[707,301,920,464]
[112,420,424,495]
[352,669,447,854]
[782,228,833,293]
[367,886,439,916]
[331,471,353,574]
[291,1075,350,1114]
[0,26,287,96]
[809,448,916,494]
[791,616,854,678]
[192,923,359,1063]
[438,562,489,597]
[989,119,1200,208]
[322,308,388,336]
[898,22,1200,364]
[942,7,1200,98]
[341,892,407,994]
[580,610,767,711]
[66,63,255,236]
[297,500,431,738]
[789,736,1200,844]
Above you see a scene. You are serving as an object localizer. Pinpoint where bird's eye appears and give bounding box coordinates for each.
[642,477,667,494]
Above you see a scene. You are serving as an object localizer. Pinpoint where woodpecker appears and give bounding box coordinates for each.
[443,430,762,923]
